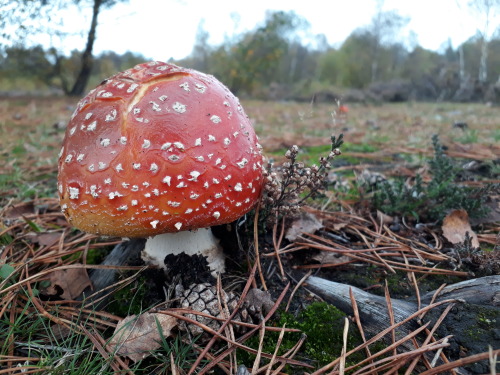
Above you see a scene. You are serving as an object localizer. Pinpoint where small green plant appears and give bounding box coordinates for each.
[371,135,495,221]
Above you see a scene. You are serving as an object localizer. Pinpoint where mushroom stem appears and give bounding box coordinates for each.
[141,228,225,275]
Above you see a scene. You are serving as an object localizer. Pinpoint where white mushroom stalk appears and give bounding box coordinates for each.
[141,228,225,274]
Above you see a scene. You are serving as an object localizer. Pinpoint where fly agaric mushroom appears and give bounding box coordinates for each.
[58,61,264,274]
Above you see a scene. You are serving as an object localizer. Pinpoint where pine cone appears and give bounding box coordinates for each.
[175,283,273,338]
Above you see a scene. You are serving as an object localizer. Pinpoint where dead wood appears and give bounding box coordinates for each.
[300,274,500,374]
[80,238,145,305]
[302,274,499,327]
[301,274,420,342]
[420,275,500,306]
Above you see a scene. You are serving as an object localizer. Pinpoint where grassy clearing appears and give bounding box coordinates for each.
[247,100,500,151]
[0,96,499,374]
[0,97,74,203]
[1,97,498,204]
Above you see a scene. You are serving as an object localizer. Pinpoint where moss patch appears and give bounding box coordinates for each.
[240,302,374,370]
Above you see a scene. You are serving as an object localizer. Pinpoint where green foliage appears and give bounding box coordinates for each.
[195,10,310,95]
[371,135,493,221]
[0,46,146,93]
[3,5,500,98]
[281,302,362,366]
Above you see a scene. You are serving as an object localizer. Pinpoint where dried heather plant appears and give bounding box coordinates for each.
[261,134,344,221]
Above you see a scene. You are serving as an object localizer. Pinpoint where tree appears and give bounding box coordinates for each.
[0,45,56,86]
[360,1,409,82]
[1,0,126,96]
[467,0,500,82]
[198,10,310,95]
[189,19,211,73]
[222,11,302,93]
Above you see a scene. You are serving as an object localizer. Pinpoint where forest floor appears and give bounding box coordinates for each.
[0,96,499,374]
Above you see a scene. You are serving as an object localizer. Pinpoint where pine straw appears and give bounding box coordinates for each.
[1,197,496,374]
[0,199,310,373]
[271,207,470,277]
[0,198,131,373]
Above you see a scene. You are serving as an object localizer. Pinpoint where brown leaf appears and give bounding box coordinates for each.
[4,202,34,219]
[330,222,348,231]
[442,209,479,248]
[110,313,178,362]
[312,252,352,265]
[376,210,394,225]
[50,323,72,340]
[43,267,92,300]
[285,212,323,241]
[29,231,62,246]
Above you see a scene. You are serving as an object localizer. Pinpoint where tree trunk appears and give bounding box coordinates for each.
[371,48,379,83]
[459,44,466,86]
[479,36,488,83]
[69,0,102,96]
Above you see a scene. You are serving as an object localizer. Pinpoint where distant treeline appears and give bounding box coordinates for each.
[2,10,500,103]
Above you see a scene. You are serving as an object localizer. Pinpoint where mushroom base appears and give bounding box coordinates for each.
[141,228,225,275]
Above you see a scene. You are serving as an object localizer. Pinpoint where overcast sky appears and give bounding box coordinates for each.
[31,0,489,61]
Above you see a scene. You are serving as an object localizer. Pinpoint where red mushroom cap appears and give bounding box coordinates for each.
[58,61,264,237]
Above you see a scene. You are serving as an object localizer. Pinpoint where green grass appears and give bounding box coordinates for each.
[1,303,122,374]
[454,129,479,144]
[266,142,379,167]
[494,129,500,142]
[0,164,58,201]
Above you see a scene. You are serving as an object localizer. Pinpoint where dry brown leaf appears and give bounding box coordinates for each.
[50,323,72,340]
[376,210,394,225]
[285,212,323,241]
[330,222,348,231]
[43,267,92,300]
[442,209,480,248]
[312,252,352,265]
[4,202,34,219]
[110,313,178,362]
[392,165,416,177]
[28,231,62,246]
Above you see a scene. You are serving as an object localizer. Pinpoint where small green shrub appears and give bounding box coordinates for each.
[371,135,495,222]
